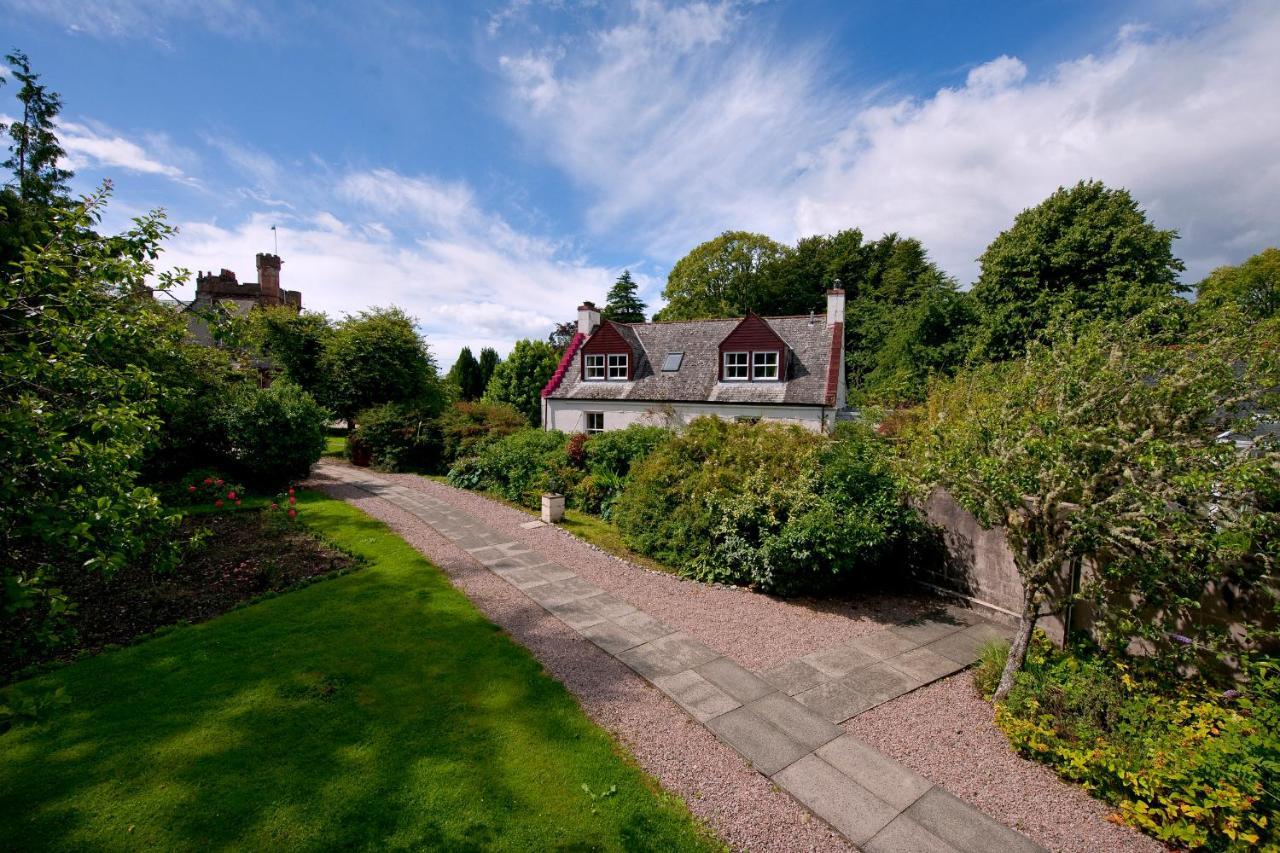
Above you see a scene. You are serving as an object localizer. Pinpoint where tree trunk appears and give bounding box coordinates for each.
[993,598,1039,703]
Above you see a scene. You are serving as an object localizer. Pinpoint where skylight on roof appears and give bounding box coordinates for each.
[661,352,684,372]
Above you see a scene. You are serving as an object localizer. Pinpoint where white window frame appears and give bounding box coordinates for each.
[584,353,605,380]
[585,412,605,434]
[752,350,780,381]
[607,353,629,380]
[723,351,749,381]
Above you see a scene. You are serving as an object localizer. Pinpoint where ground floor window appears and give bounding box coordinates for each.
[585,412,605,434]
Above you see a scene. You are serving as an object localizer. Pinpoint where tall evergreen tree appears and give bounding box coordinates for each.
[602,270,647,323]
[2,51,72,206]
[447,346,485,400]
[477,346,500,392]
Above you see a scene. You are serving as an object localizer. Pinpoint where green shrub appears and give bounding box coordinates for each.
[996,635,1279,850]
[220,380,327,487]
[439,401,527,464]
[612,418,916,595]
[583,425,670,478]
[972,640,1011,699]
[447,429,572,506]
[349,401,443,473]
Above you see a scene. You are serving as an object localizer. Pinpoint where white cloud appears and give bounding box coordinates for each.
[159,168,620,367]
[500,0,1280,283]
[0,0,266,40]
[57,119,194,182]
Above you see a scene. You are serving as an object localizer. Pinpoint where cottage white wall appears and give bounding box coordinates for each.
[545,399,832,433]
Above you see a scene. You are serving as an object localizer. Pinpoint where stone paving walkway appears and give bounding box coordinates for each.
[322,465,1044,853]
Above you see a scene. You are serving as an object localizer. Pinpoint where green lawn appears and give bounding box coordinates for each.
[323,434,346,458]
[0,492,716,852]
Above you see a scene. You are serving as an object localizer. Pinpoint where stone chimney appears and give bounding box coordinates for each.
[826,285,845,326]
[577,300,601,336]
[256,253,282,307]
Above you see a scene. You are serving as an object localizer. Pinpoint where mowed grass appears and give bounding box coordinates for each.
[0,492,716,852]
[322,433,347,458]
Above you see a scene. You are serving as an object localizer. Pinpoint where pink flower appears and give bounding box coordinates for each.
[188,485,197,493]
[287,508,297,518]
[203,477,213,485]
[235,500,242,506]
[271,502,279,510]
[288,487,295,496]
[288,495,296,505]
[227,491,237,500]
[215,499,223,507]
[215,479,224,486]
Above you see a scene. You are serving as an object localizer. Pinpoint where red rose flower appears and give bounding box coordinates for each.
[288,495,296,505]
[235,499,242,506]
[215,499,223,507]
[228,491,237,500]
[287,509,297,518]
[215,479,224,486]
[271,502,279,510]
[188,485,196,492]
[203,477,212,485]
[288,487,296,496]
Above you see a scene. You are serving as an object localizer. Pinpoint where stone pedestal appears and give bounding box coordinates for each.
[541,493,565,524]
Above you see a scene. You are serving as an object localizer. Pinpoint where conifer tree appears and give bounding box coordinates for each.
[603,270,647,323]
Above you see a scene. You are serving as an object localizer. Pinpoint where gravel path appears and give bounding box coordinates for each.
[310,471,853,852]
[313,463,1162,852]
[368,469,934,671]
[847,675,1163,853]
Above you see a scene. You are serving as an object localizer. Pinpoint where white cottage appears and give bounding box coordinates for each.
[541,289,848,434]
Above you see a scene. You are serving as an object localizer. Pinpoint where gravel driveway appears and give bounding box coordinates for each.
[311,462,1161,852]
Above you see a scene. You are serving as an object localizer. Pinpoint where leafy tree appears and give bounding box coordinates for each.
[1196,247,1280,322]
[477,346,500,393]
[446,346,485,401]
[482,339,560,427]
[603,270,647,323]
[861,285,976,404]
[548,320,576,351]
[219,380,327,487]
[322,307,446,427]
[654,231,791,321]
[969,180,1186,361]
[439,401,528,464]
[1,51,71,207]
[0,51,73,275]
[0,186,188,660]
[251,306,333,397]
[907,310,1279,700]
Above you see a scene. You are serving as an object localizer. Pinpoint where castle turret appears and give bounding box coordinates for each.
[256,253,282,307]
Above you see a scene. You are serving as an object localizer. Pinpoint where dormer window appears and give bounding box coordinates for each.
[584,354,606,380]
[723,352,749,381]
[608,353,628,380]
[752,351,779,380]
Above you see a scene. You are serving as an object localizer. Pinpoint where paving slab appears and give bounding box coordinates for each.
[885,646,967,683]
[612,610,676,643]
[772,754,900,846]
[544,597,607,630]
[617,632,719,680]
[906,787,1045,853]
[524,578,591,608]
[886,618,967,645]
[746,692,842,751]
[519,520,545,529]
[848,630,920,660]
[579,591,637,620]
[849,660,920,703]
[793,676,879,723]
[815,734,932,810]
[694,657,775,704]
[578,620,646,654]
[802,642,877,679]
[924,628,993,665]
[653,669,742,722]
[761,658,828,695]
[705,706,810,776]
[864,815,961,853]
[500,567,550,590]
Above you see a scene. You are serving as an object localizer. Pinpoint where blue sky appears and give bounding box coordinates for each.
[2,0,1278,367]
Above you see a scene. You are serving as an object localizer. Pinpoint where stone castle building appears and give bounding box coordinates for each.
[181,253,301,348]
[192,253,301,313]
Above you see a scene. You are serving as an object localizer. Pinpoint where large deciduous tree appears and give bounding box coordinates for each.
[602,270,647,323]
[969,180,1186,362]
[908,310,1279,700]
[482,339,560,427]
[1196,247,1280,322]
[322,307,445,427]
[252,306,334,397]
[1,186,188,660]
[655,231,791,321]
